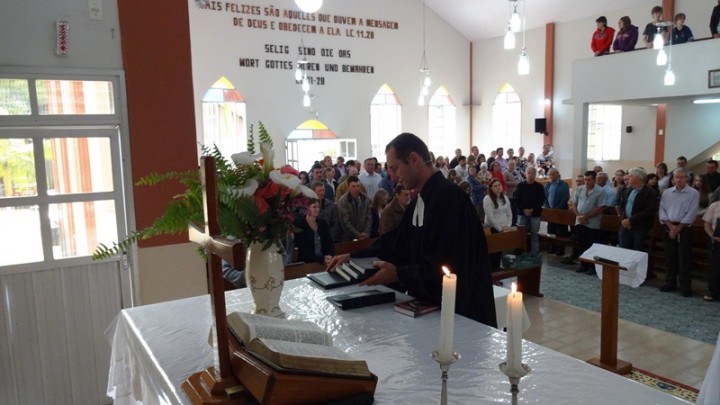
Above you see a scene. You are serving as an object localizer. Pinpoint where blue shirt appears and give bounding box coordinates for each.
[573,185,604,229]
[625,189,638,218]
[602,184,616,207]
[659,185,700,225]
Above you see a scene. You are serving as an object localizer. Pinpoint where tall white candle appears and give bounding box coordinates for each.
[506,282,523,372]
[439,266,457,362]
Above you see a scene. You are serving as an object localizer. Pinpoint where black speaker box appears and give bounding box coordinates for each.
[534,118,547,134]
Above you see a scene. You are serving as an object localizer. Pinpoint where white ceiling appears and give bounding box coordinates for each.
[424,0,653,41]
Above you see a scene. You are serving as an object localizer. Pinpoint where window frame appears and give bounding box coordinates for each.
[0,68,133,275]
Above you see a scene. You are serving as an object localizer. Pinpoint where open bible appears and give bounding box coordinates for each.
[227,312,372,378]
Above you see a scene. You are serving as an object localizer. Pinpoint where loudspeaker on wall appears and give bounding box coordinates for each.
[534,118,547,134]
[626,126,633,133]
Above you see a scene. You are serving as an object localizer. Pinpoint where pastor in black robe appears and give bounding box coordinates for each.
[368,171,497,327]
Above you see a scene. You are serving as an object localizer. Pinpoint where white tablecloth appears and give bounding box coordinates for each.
[107,279,690,404]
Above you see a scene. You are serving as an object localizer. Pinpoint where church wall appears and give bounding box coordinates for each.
[187,0,471,163]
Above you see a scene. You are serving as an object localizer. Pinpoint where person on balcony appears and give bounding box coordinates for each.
[591,16,615,56]
[613,16,639,52]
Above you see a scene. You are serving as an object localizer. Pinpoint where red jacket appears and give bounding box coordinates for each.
[591,26,615,54]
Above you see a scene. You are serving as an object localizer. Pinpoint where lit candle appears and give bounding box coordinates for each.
[439,266,457,362]
[506,282,523,372]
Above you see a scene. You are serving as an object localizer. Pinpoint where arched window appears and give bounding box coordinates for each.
[491,83,521,150]
[201,77,247,159]
[428,86,456,158]
[370,84,401,160]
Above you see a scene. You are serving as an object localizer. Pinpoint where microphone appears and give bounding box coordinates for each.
[593,256,619,266]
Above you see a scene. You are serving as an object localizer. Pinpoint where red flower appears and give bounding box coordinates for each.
[258,181,280,199]
[279,165,299,176]
[254,195,269,214]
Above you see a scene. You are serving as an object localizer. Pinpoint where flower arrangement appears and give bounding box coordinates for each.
[92,122,315,260]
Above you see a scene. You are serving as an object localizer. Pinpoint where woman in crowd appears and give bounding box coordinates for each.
[490,161,507,191]
[448,169,461,184]
[613,16,639,52]
[526,153,537,172]
[298,171,309,186]
[293,198,335,264]
[656,162,670,193]
[435,155,449,177]
[694,175,712,216]
[370,189,389,238]
[646,173,660,194]
[483,178,513,272]
[477,162,493,184]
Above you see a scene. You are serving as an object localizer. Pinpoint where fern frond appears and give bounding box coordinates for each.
[258,121,273,148]
[136,170,196,186]
[247,124,256,154]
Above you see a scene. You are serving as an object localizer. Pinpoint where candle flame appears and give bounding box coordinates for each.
[511,282,517,294]
[442,266,451,276]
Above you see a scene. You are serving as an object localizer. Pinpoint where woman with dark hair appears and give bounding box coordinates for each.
[646,173,660,194]
[483,178,513,272]
[298,171,309,186]
[293,198,335,264]
[656,162,670,193]
[613,16,639,52]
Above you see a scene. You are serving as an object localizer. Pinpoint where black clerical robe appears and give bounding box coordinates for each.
[368,171,497,327]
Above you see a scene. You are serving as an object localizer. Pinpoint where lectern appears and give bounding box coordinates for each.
[579,256,632,374]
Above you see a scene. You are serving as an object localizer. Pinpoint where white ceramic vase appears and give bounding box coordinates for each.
[245,242,285,317]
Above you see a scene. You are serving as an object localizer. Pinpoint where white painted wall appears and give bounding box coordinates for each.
[0,0,121,68]
[666,100,720,164]
[187,0,470,164]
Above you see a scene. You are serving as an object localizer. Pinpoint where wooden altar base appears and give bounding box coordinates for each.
[182,367,251,404]
[587,357,633,375]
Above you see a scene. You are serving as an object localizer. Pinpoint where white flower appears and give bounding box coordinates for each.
[269,169,300,190]
[293,184,318,198]
[231,151,261,166]
[227,178,258,198]
[260,142,274,171]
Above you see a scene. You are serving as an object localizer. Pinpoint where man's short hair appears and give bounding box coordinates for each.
[597,172,608,179]
[311,163,323,171]
[347,175,360,184]
[651,6,663,15]
[525,167,536,175]
[707,159,718,167]
[346,159,356,167]
[311,180,324,190]
[596,16,607,24]
[584,170,597,179]
[337,156,345,163]
[674,167,687,176]
[385,132,431,164]
[677,156,687,162]
[628,167,647,181]
[459,155,467,162]
[674,13,686,22]
[394,183,406,194]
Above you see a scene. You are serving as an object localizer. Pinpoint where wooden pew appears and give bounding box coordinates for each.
[647,217,710,280]
[334,238,377,255]
[539,207,576,249]
[486,227,543,297]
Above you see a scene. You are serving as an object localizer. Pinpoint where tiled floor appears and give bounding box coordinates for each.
[522,295,716,390]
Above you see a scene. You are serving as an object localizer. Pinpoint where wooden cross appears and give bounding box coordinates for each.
[183,156,247,403]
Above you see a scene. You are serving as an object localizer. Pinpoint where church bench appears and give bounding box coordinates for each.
[539,207,577,249]
[486,226,543,297]
[646,218,711,280]
[334,237,377,255]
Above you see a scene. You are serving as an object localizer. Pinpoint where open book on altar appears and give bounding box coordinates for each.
[227,312,372,378]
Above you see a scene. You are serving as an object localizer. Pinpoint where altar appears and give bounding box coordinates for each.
[107,278,690,404]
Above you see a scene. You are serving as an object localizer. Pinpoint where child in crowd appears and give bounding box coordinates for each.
[671,13,694,44]
[643,5,668,48]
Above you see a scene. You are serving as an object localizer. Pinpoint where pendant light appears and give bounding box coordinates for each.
[295,0,322,13]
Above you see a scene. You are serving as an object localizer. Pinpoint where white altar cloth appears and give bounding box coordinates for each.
[107,279,690,404]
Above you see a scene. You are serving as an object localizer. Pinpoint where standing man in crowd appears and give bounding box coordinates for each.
[359,157,382,199]
[449,148,462,168]
[333,156,346,181]
[494,147,508,172]
[658,168,699,297]
[712,0,720,38]
[328,133,497,327]
[516,166,545,255]
[379,184,411,235]
[671,156,695,185]
[544,168,570,256]
[336,175,372,242]
[572,171,605,274]
[312,181,341,242]
[618,167,658,252]
[703,159,720,193]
